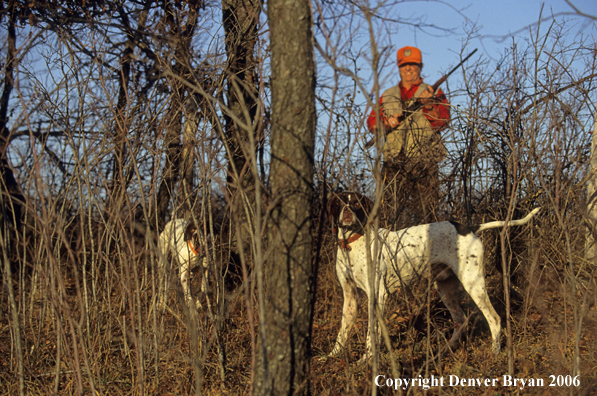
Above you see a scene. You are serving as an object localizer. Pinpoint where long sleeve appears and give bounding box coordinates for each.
[367,97,387,133]
[421,88,450,131]
[367,83,450,134]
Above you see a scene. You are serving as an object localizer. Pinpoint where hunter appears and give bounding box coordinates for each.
[367,45,450,228]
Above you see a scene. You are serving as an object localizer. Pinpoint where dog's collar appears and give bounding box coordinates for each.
[187,240,200,256]
[334,228,363,251]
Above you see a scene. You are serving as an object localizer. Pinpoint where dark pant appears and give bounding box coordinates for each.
[381,156,440,230]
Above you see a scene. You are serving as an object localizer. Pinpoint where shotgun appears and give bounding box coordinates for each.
[364,48,478,149]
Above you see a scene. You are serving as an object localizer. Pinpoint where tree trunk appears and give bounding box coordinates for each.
[256,0,316,394]
[154,85,185,223]
[0,3,25,394]
[0,0,25,228]
[221,0,261,252]
[108,4,150,211]
[154,6,199,224]
[182,94,199,210]
[108,7,134,208]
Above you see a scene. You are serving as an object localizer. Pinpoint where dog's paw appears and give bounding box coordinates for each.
[491,341,501,355]
[318,355,330,363]
[319,351,342,362]
[356,353,372,367]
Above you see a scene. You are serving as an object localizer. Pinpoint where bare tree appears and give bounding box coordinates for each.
[153,2,203,223]
[0,0,26,227]
[221,0,262,252]
[107,1,153,212]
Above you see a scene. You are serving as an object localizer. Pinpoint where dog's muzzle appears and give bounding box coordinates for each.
[341,207,354,226]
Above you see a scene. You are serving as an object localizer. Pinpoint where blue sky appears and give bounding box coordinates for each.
[313,0,595,120]
[385,0,596,87]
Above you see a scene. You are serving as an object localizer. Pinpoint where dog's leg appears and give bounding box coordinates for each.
[196,268,207,310]
[158,258,172,309]
[435,273,467,347]
[180,261,201,310]
[457,253,501,354]
[460,279,501,353]
[200,256,209,294]
[359,282,389,365]
[329,268,358,358]
[195,257,209,310]
[157,234,171,310]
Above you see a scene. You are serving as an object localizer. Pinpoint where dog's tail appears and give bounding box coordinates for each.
[475,208,541,233]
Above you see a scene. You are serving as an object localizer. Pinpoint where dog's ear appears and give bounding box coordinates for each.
[347,193,373,214]
[360,195,374,215]
[184,221,197,242]
[326,194,342,224]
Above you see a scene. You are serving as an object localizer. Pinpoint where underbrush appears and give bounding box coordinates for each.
[1,213,597,395]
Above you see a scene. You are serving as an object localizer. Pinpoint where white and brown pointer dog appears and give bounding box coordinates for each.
[326,192,540,362]
[158,218,209,310]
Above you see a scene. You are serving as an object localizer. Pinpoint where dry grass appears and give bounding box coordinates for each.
[1,206,597,396]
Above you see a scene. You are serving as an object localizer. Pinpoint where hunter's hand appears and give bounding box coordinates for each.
[419,85,434,99]
[386,115,400,129]
[418,85,436,106]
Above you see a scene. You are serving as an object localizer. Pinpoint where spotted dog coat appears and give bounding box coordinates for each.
[158,218,208,309]
[327,192,540,362]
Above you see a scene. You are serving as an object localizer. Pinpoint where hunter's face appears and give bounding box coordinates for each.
[399,63,421,85]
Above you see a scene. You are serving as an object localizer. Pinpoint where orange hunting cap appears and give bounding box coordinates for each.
[397,46,422,66]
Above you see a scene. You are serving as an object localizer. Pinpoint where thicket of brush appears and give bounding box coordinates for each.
[1,3,597,395]
[1,166,597,395]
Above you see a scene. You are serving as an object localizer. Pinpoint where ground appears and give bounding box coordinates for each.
[1,229,596,395]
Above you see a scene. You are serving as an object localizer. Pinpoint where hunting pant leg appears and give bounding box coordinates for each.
[382,158,440,229]
[381,160,412,230]
[412,160,440,224]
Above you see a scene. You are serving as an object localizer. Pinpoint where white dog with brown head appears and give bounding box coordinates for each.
[158,218,209,310]
[326,192,540,363]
